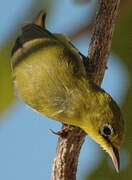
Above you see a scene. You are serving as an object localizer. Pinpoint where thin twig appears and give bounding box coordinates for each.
[52,0,120,179]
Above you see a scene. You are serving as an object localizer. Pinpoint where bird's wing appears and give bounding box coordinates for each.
[11,24,54,56]
[54,33,90,72]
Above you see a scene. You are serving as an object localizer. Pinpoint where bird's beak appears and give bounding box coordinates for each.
[108,145,120,172]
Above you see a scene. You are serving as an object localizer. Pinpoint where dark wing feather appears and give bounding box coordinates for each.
[11,24,54,56]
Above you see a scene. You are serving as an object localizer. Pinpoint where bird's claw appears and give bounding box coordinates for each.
[50,127,72,138]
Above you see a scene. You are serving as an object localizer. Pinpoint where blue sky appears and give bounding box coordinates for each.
[0,0,129,179]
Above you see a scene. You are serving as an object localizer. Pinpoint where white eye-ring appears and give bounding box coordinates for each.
[100,123,114,137]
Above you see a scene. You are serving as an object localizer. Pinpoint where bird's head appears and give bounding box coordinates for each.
[83,92,124,172]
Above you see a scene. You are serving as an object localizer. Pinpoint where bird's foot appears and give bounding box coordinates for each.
[50,127,73,138]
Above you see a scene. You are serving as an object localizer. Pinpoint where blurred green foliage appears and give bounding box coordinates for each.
[0,44,14,113]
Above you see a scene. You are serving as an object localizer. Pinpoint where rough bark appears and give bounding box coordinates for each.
[52,0,120,179]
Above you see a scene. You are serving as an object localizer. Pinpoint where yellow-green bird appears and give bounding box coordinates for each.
[10,11,124,172]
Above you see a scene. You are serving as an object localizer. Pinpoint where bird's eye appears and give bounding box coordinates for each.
[100,123,114,137]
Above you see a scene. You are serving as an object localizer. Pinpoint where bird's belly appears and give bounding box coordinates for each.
[14,59,72,119]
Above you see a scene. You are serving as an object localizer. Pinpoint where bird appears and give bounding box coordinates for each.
[10,11,124,172]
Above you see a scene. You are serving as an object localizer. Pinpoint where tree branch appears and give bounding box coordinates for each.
[52,0,120,179]
[69,0,130,41]
[87,0,120,85]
